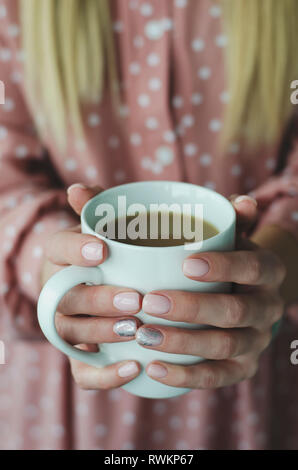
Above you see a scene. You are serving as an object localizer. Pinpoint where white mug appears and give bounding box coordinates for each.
[37,181,236,399]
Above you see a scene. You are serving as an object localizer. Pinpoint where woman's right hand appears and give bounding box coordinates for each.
[41,184,142,390]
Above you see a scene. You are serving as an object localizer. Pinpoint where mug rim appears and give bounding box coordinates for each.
[81,181,236,252]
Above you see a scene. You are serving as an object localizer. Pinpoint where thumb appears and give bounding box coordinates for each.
[230,194,258,234]
[67,183,103,215]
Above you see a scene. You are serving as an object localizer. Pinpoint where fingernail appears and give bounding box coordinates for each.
[143,294,171,315]
[136,327,163,346]
[118,361,139,378]
[147,364,168,379]
[67,183,87,194]
[113,292,140,313]
[234,195,257,206]
[81,242,103,261]
[113,319,137,337]
[183,258,210,277]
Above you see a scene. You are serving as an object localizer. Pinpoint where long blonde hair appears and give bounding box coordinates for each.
[20,0,298,151]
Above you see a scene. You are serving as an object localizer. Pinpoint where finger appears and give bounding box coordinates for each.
[142,290,284,329]
[55,313,142,345]
[70,357,141,390]
[182,249,286,287]
[67,184,103,215]
[230,194,258,233]
[58,285,142,316]
[45,230,107,266]
[145,353,260,389]
[136,324,270,359]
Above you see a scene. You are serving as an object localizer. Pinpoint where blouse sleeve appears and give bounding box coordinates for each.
[0,22,77,339]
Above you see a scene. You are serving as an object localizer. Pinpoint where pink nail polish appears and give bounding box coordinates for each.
[183,258,210,277]
[143,294,171,315]
[81,242,103,261]
[147,364,168,379]
[113,292,140,312]
[118,361,138,378]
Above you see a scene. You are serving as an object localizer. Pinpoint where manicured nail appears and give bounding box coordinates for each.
[143,294,171,315]
[67,183,87,194]
[136,327,163,346]
[113,292,140,312]
[81,242,103,261]
[113,319,137,337]
[147,364,168,379]
[118,361,138,378]
[183,258,210,277]
[234,195,257,206]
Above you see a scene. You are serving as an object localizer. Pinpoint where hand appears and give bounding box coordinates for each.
[135,196,286,389]
[41,184,142,390]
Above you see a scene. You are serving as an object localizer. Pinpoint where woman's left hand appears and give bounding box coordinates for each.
[136,196,286,389]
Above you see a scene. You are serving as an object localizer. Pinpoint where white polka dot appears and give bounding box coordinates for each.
[148,77,162,91]
[151,161,163,174]
[231,164,242,176]
[129,62,141,75]
[130,133,142,146]
[187,416,200,429]
[141,156,152,170]
[7,24,20,38]
[108,136,120,148]
[0,126,8,139]
[147,53,160,67]
[108,389,121,401]
[169,416,182,429]
[209,119,222,132]
[146,117,159,129]
[25,404,38,420]
[65,159,77,171]
[5,196,17,208]
[184,143,198,157]
[176,439,189,450]
[187,400,200,411]
[3,240,13,253]
[145,20,164,40]
[152,429,165,442]
[0,5,7,18]
[191,92,203,105]
[198,66,211,80]
[119,104,130,118]
[156,146,174,165]
[40,396,54,411]
[220,91,230,103]
[122,442,135,450]
[113,21,124,33]
[11,70,22,83]
[95,423,107,437]
[140,3,154,16]
[0,283,9,295]
[51,424,65,439]
[133,36,144,48]
[85,166,98,180]
[138,94,151,107]
[5,225,16,237]
[192,38,205,52]
[15,145,28,158]
[88,113,101,127]
[33,222,44,234]
[215,34,228,47]
[33,246,43,258]
[204,181,216,190]
[172,95,184,108]
[266,158,276,170]
[0,48,12,61]
[182,114,195,127]
[199,153,212,166]
[163,130,176,143]
[122,411,136,425]
[22,272,32,285]
[209,5,222,17]
[175,0,188,7]
[291,211,298,221]
[161,17,173,31]
[3,97,14,112]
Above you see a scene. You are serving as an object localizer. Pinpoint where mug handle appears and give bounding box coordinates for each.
[37,265,107,368]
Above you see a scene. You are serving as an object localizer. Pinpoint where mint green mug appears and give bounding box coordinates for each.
[37,181,236,399]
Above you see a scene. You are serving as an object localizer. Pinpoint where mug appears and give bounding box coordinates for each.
[37,181,236,399]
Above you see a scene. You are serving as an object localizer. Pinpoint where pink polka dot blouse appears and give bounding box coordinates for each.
[0,0,298,450]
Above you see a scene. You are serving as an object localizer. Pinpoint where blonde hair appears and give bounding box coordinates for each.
[20,0,298,151]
